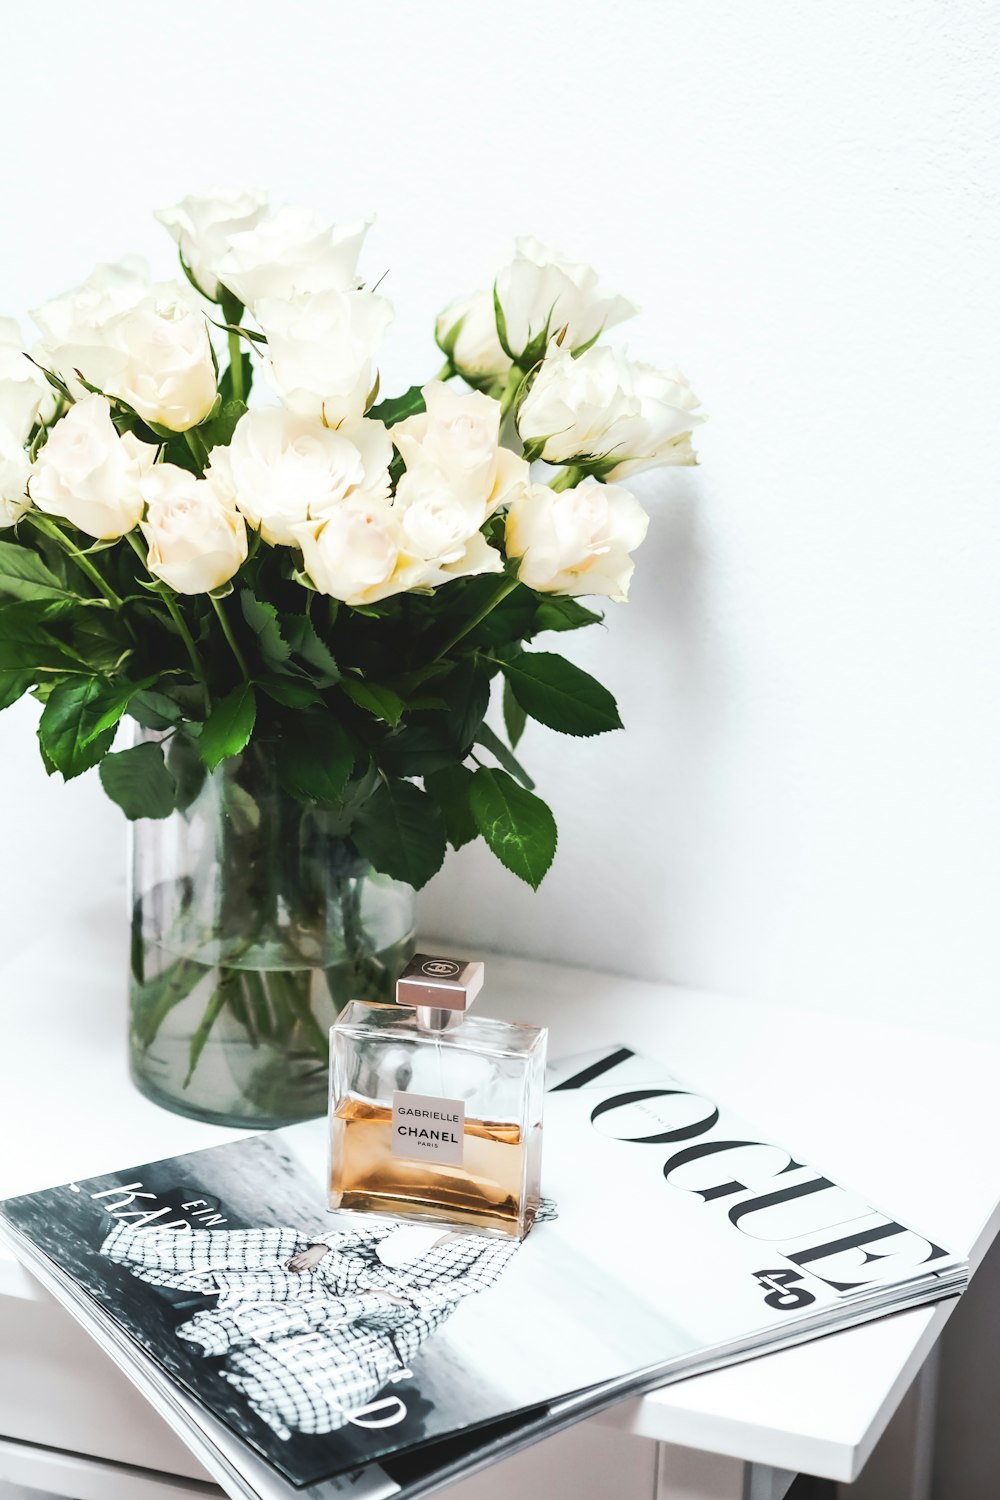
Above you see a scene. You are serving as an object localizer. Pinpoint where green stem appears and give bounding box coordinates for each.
[210,593,249,680]
[498,366,524,421]
[227,330,244,402]
[25,512,122,607]
[549,465,585,492]
[125,533,210,710]
[433,574,520,662]
[433,360,453,382]
[183,430,206,471]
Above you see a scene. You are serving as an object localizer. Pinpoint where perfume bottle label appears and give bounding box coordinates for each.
[391,1091,466,1166]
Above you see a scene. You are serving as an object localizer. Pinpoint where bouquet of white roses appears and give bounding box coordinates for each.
[0,191,703,890]
[0,192,704,1120]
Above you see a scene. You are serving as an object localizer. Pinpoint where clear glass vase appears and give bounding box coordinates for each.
[128,731,417,1128]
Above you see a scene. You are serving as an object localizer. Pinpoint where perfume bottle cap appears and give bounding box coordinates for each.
[396,954,485,1014]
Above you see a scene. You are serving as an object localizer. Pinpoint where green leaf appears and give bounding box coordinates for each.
[200,398,247,450]
[130,955,205,1048]
[158,431,202,474]
[99,740,177,821]
[184,980,229,1087]
[39,676,149,779]
[342,678,405,726]
[218,353,253,406]
[275,718,354,804]
[128,689,183,730]
[475,722,536,790]
[240,590,290,669]
[0,600,80,671]
[443,661,491,753]
[0,542,73,602]
[199,683,256,771]
[492,283,515,359]
[166,733,207,813]
[209,318,266,345]
[280,614,341,684]
[257,674,324,709]
[354,778,447,888]
[381,723,459,778]
[0,668,33,710]
[224,781,261,836]
[37,738,58,776]
[69,611,131,673]
[369,385,426,429]
[425,764,478,850]
[533,596,604,634]
[469,767,557,889]
[463,584,537,651]
[502,679,527,749]
[499,651,622,737]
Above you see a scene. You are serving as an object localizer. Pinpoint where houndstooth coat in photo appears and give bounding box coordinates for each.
[101,1219,521,1439]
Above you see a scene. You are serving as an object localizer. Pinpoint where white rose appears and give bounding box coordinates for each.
[291,503,427,607]
[107,292,218,432]
[393,381,529,512]
[217,205,372,311]
[505,479,649,602]
[257,289,392,425]
[393,462,503,571]
[435,289,511,383]
[29,394,154,539]
[392,381,496,495]
[155,189,270,301]
[517,343,704,478]
[140,463,247,595]
[0,425,30,529]
[0,377,46,447]
[31,256,150,398]
[397,491,503,583]
[0,318,56,435]
[207,407,391,546]
[495,236,637,359]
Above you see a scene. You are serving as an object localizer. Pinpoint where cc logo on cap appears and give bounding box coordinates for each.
[421,958,461,977]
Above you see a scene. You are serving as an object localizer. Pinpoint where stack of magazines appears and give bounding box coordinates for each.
[0,1046,966,1500]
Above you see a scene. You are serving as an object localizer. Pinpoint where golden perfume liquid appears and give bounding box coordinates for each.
[328,956,547,1239]
[330,1098,529,1235]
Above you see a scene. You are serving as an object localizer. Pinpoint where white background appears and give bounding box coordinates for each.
[1,0,998,1041]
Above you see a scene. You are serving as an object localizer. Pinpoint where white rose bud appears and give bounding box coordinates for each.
[217,205,372,311]
[517,343,704,478]
[505,479,649,602]
[29,394,154,539]
[108,292,218,432]
[207,406,391,546]
[495,236,637,359]
[291,503,427,608]
[256,288,392,425]
[31,256,150,398]
[155,189,270,301]
[435,289,512,383]
[140,463,248,595]
[0,425,30,529]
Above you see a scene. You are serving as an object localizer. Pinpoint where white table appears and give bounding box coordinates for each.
[1,903,997,1500]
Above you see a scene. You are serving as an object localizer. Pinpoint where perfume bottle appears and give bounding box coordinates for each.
[329,954,546,1238]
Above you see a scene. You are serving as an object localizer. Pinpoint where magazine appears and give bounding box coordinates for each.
[0,1045,967,1498]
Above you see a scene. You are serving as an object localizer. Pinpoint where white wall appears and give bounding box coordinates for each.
[2,0,999,1041]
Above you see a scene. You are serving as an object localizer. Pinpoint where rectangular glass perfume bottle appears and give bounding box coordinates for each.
[329,954,546,1238]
